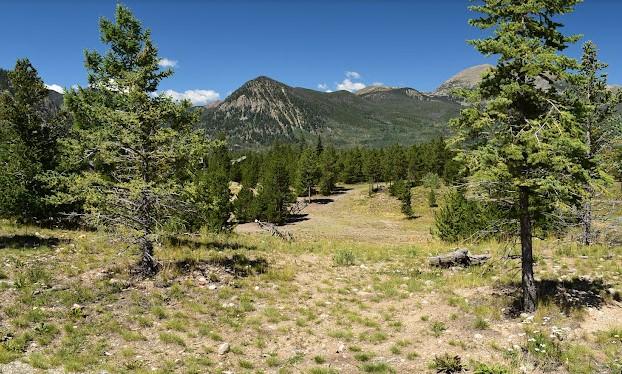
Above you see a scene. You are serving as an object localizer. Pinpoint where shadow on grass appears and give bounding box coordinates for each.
[0,234,70,249]
[502,277,614,316]
[164,236,257,252]
[331,186,352,195]
[311,198,334,205]
[405,215,422,220]
[173,253,268,277]
[286,214,309,224]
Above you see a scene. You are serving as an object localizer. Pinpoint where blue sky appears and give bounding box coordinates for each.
[2,0,620,105]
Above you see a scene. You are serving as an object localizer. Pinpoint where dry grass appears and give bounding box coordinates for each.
[0,183,621,373]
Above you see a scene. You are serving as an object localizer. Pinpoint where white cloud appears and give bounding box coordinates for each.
[45,83,64,93]
[162,89,220,106]
[336,78,366,93]
[371,82,384,86]
[346,71,361,79]
[158,58,178,68]
[317,83,331,92]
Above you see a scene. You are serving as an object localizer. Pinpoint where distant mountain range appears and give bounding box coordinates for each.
[199,65,493,148]
[6,64,564,149]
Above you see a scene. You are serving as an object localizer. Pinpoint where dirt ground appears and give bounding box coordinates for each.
[1,184,621,373]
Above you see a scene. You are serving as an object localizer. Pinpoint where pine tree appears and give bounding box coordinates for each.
[318,146,338,195]
[384,144,408,183]
[315,135,324,156]
[254,147,294,225]
[452,0,590,312]
[0,120,28,218]
[63,5,200,275]
[568,41,622,245]
[234,186,255,223]
[240,153,261,188]
[341,148,364,183]
[194,144,233,232]
[0,59,67,223]
[363,149,382,194]
[295,147,319,200]
[401,186,413,217]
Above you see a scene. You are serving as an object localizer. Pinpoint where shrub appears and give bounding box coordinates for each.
[422,172,441,190]
[472,362,509,374]
[389,180,413,217]
[432,189,504,242]
[333,249,356,266]
[431,321,447,337]
[525,331,562,370]
[473,316,489,330]
[430,354,464,373]
[428,188,438,208]
[361,362,395,373]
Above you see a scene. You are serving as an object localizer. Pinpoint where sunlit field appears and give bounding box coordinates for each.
[1,184,620,373]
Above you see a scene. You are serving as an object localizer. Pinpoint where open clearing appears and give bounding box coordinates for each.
[1,184,621,373]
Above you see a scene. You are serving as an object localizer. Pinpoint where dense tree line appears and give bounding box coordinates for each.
[227,136,461,224]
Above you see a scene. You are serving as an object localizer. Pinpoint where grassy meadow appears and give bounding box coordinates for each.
[1,184,621,373]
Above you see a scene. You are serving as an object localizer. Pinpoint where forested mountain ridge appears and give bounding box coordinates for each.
[199,73,467,149]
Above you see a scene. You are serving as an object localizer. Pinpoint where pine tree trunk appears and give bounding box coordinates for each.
[138,146,158,275]
[138,234,157,275]
[581,195,593,246]
[581,122,593,246]
[138,189,158,275]
[519,186,537,312]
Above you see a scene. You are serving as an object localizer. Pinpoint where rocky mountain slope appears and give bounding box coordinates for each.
[432,64,493,97]
[200,76,463,149]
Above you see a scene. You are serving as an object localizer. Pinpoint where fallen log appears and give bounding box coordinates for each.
[255,219,294,241]
[429,248,490,268]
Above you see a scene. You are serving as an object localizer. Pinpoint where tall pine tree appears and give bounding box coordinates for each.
[64,5,200,274]
[568,41,622,245]
[0,59,67,224]
[295,147,319,200]
[452,0,590,311]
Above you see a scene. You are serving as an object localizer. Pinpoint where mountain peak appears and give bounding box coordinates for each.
[355,85,393,96]
[433,64,493,96]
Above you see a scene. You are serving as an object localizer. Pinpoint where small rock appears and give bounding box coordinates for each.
[474,333,483,340]
[336,343,346,353]
[208,284,217,290]
[218,342,230,355]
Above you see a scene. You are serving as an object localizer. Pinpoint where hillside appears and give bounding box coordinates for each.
[200,77,461,149]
